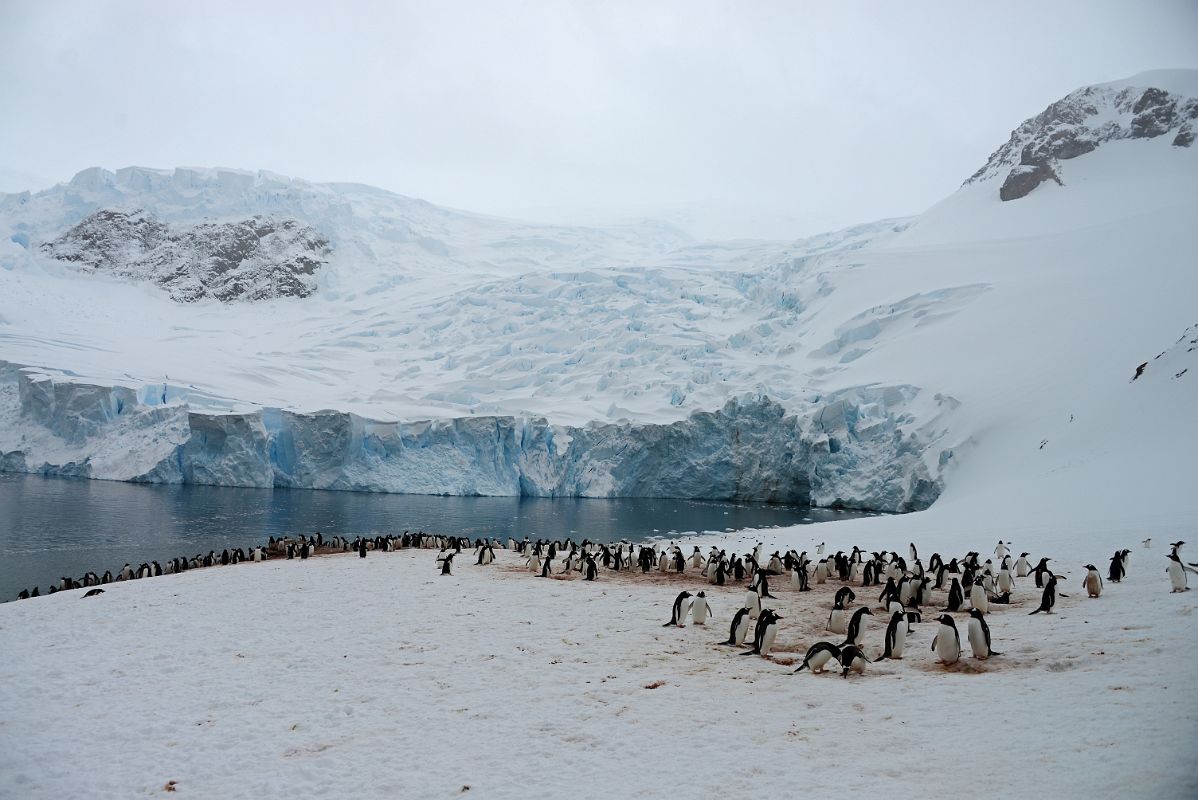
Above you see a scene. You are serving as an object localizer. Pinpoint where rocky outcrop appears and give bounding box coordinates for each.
[968,78,1198,201]
[40,209,329,302]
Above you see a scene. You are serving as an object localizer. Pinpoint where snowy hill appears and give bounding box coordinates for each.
[0,70,1194,517]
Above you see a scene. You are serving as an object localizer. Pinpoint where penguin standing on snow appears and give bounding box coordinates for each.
[742,609,781,657]
[358,538,368,559]
[842,607,873,648]
[690,591,712,625]
[970,577,989,614]
[1167,553,1198,592]
[1014,552,1031,578]
[583,555,598,581]
[1108,550,1127,582]
[663,591,693,627]
[1031,557,1053,588]
[744,587,762,621]
[1141,538,1152,549]
[932,614,961,665]
[1029,575,1061,614]
[839,644,867,677]
[966,608,1000,659]
[874,610,907,661]
[827,588,853,635]
[751,569,775,599]
[722,607,752,646]
[1082,564,1103,597]
[793,642,841,674]
[539,556,553,578]
[944,578,964,612]
[440,552,455,576]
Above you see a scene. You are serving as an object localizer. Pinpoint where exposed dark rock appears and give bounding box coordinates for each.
[40,209,329,302]
[999,162,1061,201]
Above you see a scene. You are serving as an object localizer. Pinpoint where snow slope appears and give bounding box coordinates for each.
[0,70,1195,515]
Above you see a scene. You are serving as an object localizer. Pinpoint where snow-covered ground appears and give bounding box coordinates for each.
[1,500,1195,798]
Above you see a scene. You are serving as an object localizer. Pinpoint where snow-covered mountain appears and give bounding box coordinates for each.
[0,70,1194,517]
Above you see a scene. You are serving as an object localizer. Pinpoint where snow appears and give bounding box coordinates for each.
[0,505,1195,798]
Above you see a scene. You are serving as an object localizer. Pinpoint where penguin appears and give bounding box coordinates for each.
[539,556,553,578]
[1167,553,1197,592]
[994,540,1008,560]
[1014,552,1031,578]
[690,591,712,625]
[742,609,781,657]
[966,608,1000,658]
[842,607,873,648]
[1032,557,1052,588]
[827,589,854,635]
[528,552,542,574]
[358,538,368,558]
[874,610,907,661]
[1142,538,1152,549]
[970,577,989,615]
[440,552,455,576]
[1029,575,1059,614]
[663,591,693,627]
[1108,551,1126,582]
[944,578,964,612]
[861,560,876,586]
[794,642,841,674]
[816,542,825,556]
[82,588,105,598]
[996,564,1014,594]
[1082,564,1103,597]
[932,614,961,665]
[814,559,828,584]
[752,569,776,599]
[744,588,762,621]
[722,607,752,646]
[839,644,867,678]
[584,555,598,581]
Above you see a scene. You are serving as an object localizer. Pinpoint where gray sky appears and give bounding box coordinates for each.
[2,1,1196,239]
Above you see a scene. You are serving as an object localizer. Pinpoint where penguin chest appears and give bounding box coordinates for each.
[808,649,834,672]
[971,586,988,613]
[889,628,906,658]
[828,609,847,634]
[1085,573,1102,596]
[760,625,778,656]
[692,601,708,623]
[936,629,959,662]
[967,621,988,657]
[734,618,750,645]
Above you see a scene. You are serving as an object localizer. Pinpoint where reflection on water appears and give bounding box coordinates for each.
[0,473,873,601]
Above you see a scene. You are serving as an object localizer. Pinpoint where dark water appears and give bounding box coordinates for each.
[0,473,873,601]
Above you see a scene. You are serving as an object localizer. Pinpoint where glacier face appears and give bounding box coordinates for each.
[0,363,943,513]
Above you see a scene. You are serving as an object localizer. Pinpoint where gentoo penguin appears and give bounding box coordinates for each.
[842,607,873,648]
[816,542,825,556]
[827,589,853,635]
[539,556,553,578]
[82,588,105,598]
[839,644,867,678]
[440,552,455,575]
[744,588,762,621]
[1031,557,1052,588]
[966,608,1000,659]
[584,555,598,581]
[1082,565,1103,597]
[1167,553,1197,592]
[874,610,907,661]
[794,642,841,674]
[1107,551,1125,582]
[995,540,1008,559]
[996,564,1014,594]
[932,614,961,664]
[1029,575,1059,614]
[663,591,693,627]
[1142,538,1152,549]
[945,578,964,612]
[528,552,542,574]
[690,591,712,625]
[1171,541,1186,559]
[970,577,989,615]
[1014,553,1031,578]
[358,538,368,558]
[722,607,752,646]
[751,569,776,599]
[814,559,829,584]
[742,609,781,657]
[690,547,705,571]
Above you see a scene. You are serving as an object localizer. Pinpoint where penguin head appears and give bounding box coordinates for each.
[937,614,956,627]
[968,608,984,620]
[697,591,705,598]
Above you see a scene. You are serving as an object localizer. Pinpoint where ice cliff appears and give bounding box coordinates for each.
[0,363,943,513]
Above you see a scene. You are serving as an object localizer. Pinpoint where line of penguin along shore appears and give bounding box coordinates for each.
[13,532,1198,677]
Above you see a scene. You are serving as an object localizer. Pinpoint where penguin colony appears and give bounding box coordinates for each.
[509,537,1196,677]
[12,530,505,600]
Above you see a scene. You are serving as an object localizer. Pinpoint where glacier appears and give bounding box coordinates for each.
[0,362,942,512]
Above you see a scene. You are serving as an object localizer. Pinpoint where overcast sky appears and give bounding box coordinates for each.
[1,1,1196,239]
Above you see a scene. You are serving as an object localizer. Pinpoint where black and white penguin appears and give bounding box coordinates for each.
[584,555,598,581]
[663,591,693,627]
[1032,557,1052,588]
[1029,575,1059,614]
[1082,564,1103,597]
[82,588,105,598]
[1108,550,1127,583]
[539,556,553,578]
[1167,553,1197,592]
[440,552,455,576]
[690,591,712,625]
[722,607,752,646]
[839,644,867,678]
[874,610,907,661]
[358,538,368,559]
[842,607,873,648]
[742,609,782,657]
[827,590,852,635]
[744,587,762,621]
[1014,552,1031,578]
[966,608,1000,658]
[970,577,989,614]
[932,614,961,664]
[944,578,964,612]
[793,641,841,674]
